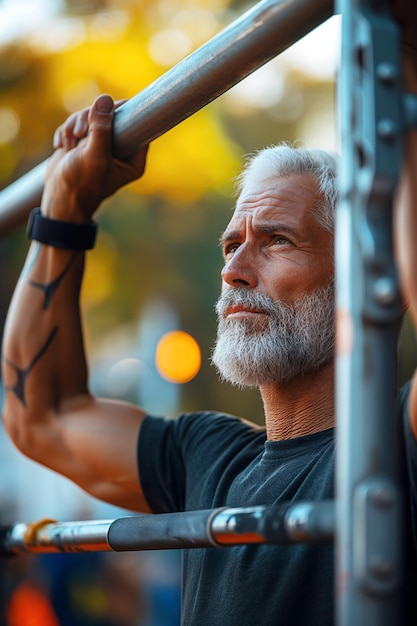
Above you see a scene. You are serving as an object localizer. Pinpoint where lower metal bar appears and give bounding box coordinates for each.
[0,501,334,555]
[0,518,114,554]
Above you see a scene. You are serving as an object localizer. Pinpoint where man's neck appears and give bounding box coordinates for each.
[259,362,335,441]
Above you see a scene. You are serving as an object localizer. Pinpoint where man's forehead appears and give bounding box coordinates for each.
[237,173,318,203]
[226,207,298,232]
[228,176,318,224]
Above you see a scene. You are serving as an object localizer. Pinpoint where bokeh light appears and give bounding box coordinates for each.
[0,106,20,143]
[155,330,201,383]
[107,358,145,397]
[148,28,192,66]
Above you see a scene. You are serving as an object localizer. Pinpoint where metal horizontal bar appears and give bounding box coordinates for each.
[0,502,334,555]
[0,518,114,554]
[0,0,333,238]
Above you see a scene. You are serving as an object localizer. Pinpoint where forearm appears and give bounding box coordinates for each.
[2,240,89,434]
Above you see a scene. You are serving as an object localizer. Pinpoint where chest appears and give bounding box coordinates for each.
[186,442,335,510]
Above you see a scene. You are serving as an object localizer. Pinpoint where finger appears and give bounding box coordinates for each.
[53,113,78,149]
[73,108,90,138]
[53,106,91,150]
[53,125,64,149]
[128,144,149,177]
[87,94,115,158]
[58,111,81,151]
[61,124,78,151]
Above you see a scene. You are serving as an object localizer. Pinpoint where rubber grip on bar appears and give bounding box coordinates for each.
[107,510,219,551]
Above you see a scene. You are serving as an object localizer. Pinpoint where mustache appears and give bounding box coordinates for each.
[215,288,289,318]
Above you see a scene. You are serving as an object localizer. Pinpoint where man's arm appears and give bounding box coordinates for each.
[1,95,152,512]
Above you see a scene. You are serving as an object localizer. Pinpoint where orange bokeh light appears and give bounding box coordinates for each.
[155,330,201,383]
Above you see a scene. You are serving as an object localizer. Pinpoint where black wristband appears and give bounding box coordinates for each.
[27,208,98,251]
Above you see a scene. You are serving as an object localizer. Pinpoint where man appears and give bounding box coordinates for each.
[2,42,417,626]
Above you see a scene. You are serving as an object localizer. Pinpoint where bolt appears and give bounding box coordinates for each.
[369,555,393,579]
[371,485,394,508]
[377,119,397,141]
[376,62,397,84]
[373,277,397,306]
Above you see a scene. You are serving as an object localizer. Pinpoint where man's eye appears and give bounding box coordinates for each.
[273,235,290,245]
[225,243,240,257]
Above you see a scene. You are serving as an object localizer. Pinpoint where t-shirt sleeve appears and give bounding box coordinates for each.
[137,414,187,513]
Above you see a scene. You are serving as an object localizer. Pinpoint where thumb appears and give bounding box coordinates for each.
[87,94,115,156]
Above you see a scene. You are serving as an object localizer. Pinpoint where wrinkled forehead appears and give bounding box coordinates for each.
[238,172,317,197]
[231,174,320,222]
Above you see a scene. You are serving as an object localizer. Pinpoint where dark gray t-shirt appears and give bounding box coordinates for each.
[138,385,416,625]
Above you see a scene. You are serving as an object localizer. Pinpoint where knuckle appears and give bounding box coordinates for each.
[62,124,74,138]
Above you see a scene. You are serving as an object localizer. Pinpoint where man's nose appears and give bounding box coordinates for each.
[221,246,258,288]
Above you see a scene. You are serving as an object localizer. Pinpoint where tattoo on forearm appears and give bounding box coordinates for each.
[3,327,59,407]
[29,255,77,310]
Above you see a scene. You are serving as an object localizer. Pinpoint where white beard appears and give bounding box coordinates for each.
[211,282,335,388]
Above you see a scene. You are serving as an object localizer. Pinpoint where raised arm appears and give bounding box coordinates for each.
[1,95,152,512]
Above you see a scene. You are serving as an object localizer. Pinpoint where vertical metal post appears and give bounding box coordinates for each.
[335,0,404,624]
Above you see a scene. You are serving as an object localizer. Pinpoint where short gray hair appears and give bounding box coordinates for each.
[235,143,339,234]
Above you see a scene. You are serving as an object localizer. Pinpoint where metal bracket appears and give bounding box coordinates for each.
[353,478,402,596]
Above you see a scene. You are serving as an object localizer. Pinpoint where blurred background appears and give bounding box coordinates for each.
[0,0,414,624]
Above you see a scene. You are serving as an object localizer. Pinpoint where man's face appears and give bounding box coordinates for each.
[220,174,334,303]
[211,174,335,387]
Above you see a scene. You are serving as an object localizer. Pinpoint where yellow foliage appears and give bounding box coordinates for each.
[130,108,241,201]
[0,143,19,180]
[50,32,158,110]
[45,7,241,200]
[0,0,241,200]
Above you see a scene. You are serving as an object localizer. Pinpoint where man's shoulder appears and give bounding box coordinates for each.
[179,410,263,427]
[141,410,266,457]
[169,410,266,443]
